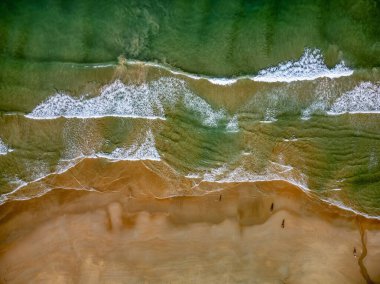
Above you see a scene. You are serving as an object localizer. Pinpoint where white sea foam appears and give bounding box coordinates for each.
[301,100,327,120]
[183,93,226,127]
[27,80,167,120]
[83,63,115,69]
[261,108,277,123]
[206,78,239,86]
[97,129,160,161]
[253,49,353,82]
[26,78,230,128]
[328,82,380,114]
[212,166,309,193]
[170,69,238,86]
[226,115,239,132]
[127,49,353,85]
[0,140,8,155]
[26,161,50,181]
[1,129,160,204]
[0,159,96,206]
[196,160,308,193]
[0,128,160,205]
[0,128,159,204]
[321,198,380,220]
[56,156,86,174]
[0,139,12,155]
[127,60,239,86]
[202,164,230,182]
[190,160,380,220]
[185,173,202,179]
[269,161,293,174]
[283,137,298,142]
[25,50,355,124]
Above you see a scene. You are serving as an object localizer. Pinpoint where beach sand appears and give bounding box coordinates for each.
[0,159,379,283]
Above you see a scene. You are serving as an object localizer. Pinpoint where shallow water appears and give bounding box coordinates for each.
[0,2,380,220]
[0,57,380,216]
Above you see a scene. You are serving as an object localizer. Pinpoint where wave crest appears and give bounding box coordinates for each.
[27,78,232,127]
[254,49,352,82]
[329,82,380,114]
[0,139,13,155]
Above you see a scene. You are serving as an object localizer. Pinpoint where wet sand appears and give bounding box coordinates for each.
[0,159,380,283]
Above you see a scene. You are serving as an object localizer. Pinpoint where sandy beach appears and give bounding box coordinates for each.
[1,159,379,284]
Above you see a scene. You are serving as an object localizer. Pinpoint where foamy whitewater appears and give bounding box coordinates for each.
[0,139,12,155]
[329,82,380,114]
[187,160,308,194]
[23,49,355,126]
[300,81,380,119]
[0,129,161,205]
[97,129,161,161]
[226,115,239,132]
[253,49,353,82]
[127,48,353,85]
[27,78,231,127]
[27,79,170,120]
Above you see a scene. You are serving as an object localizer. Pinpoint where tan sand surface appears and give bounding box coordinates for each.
[0,159,379,283]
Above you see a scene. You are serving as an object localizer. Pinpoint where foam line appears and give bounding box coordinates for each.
[328,82,380,115]
[127,48,353,85]
[253,49,353,82]
[97,129,161,161]
[27,78,232,128]
[0,139,13,155]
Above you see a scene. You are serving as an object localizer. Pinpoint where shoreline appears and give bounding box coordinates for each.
[1,160,380,283]
[2,158,380,221]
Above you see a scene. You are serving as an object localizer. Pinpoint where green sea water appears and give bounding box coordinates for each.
[0,0,380,217]
[1,0,379,75]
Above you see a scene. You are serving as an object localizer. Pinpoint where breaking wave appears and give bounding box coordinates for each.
[329,82,380,114]
[0,139,12,155]
[97,129,161,161]
[127,48,353,85]
[253,49,353,82]
[27,78,231,127]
